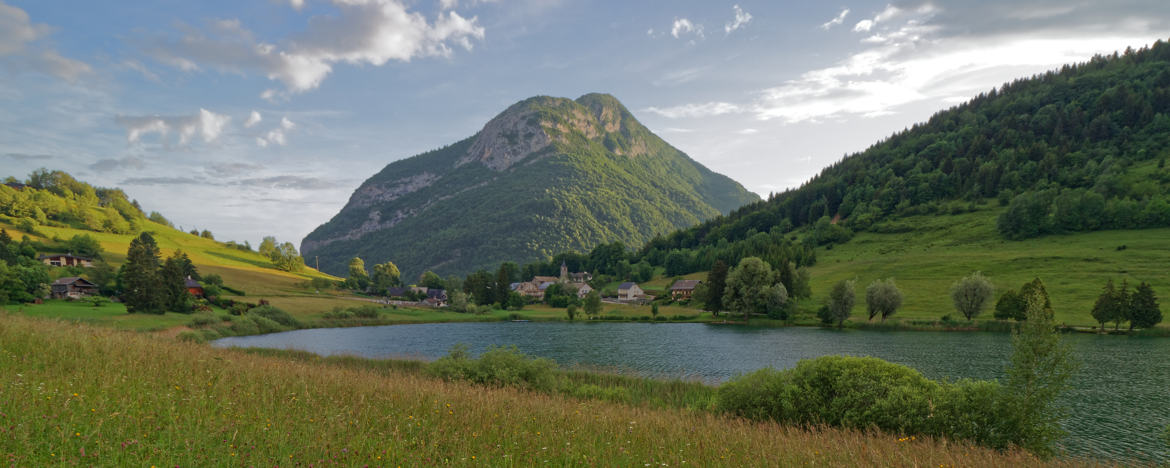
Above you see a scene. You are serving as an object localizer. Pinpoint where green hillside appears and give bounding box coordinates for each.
[652,41,1170,252]
[491,41,1170,329]
[804,204,1170,327]
[301,93,759,279]
[0,171,356,326]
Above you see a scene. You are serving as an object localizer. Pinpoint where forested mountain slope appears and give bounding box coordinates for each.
[644,40,1170,256]
[301,93,758,278]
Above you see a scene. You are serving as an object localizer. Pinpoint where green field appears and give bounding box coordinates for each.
[0,314,1076,467]
[0,218,374,329]
[803,204,1170,328]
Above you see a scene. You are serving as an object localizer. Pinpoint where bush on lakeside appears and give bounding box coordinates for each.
[176,331,206,343]
[715,355,1062,453]
[427,344,556,392]
[247,305,302,328]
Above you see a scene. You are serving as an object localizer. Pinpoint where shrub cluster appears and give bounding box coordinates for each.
[426,344,556,392]
[715,355,1046,452]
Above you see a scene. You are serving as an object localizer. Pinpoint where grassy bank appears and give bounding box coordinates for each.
[0,314,1084,466]
[806,206,1170,328]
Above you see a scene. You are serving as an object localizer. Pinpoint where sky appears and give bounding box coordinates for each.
[1,0,1168,249]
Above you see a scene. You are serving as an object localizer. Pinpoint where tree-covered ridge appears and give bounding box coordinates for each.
[301,93,759,279]
[646,39,1170,254]
[0,169,149,234]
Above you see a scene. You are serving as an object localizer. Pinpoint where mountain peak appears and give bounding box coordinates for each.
[301,92,758,277]
[458,93,649,171]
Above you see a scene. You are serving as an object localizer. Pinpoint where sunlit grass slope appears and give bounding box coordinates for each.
[0,315,1082,467]
[0,219,363,323]
[805,204,1170,327]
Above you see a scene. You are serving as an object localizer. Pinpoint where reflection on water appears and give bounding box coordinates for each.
[215,322,1170,462]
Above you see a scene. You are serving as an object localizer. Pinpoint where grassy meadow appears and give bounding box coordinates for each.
[803,204,1170,328]
[0,314,1089,467]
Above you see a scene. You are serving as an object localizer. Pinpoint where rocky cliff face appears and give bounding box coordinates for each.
[301,93,759,278]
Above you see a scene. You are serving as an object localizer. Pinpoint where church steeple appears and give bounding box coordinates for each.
[560,260,568,280]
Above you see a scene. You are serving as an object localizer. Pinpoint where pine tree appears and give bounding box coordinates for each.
[159,253,189,312]
[122,232,163,314]
[704,260,728,316]
[1129,282,1162,329]
[1090,279,1117,330]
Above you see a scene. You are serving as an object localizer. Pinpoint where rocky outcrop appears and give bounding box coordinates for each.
[459,104,554,171]
[348,172,439,209]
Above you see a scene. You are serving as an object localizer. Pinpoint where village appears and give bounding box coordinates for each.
[371,261,705,311]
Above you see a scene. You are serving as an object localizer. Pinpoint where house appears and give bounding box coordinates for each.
[669,280,703,300]
[386,287,410,298]
[185,277,204,297]
[50,277,97,299]
[39,254,94,268]
[4,182,26,190]
[515,281,544,299]
[425,289,448,306]
[576,283,593,299]
[617,282,644,302]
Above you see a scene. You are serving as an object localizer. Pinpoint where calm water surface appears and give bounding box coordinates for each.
[215,322,1170,462]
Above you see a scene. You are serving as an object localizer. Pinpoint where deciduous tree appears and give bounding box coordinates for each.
[865,278,903,322]
[951,272,994,320]
[824,279,855,327]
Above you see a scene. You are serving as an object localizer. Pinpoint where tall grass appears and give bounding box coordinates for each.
[0,314,1084,466]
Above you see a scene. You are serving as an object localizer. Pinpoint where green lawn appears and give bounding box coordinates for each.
[804,205,1170,328]
[0,300,221,331]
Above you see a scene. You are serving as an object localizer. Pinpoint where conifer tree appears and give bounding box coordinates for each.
[1129,282,1162,330]
[704,260,729,316]
[1090,279,1118,330]
[160,253,189,313]
[123,232,163,314]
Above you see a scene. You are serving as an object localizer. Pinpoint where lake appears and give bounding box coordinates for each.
[214,322,1170,462]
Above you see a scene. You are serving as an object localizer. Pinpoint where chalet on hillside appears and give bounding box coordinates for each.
[50,277,97,299]
[669,280,703,300]
[185,277,204,297]
[386,287,409,298]
[617,282,644,302]
[39,254,94,268]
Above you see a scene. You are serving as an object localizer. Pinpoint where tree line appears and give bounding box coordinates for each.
[632,40,1170,259]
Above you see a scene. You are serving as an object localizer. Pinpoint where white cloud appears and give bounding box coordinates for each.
[671,18,703,39]
[245,110,262,128]
[289,0,305,10]
[755,2,1159,124]
[644,102,743,119]
[149,0,486,94]
[736,128,759,135]
[0,1,91,81]
[115,108,231,145]
[724,5,752,34]
[0,1,46,54]
[256,116,296,147]
[853,19,874,32]
[821,8,850,30]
